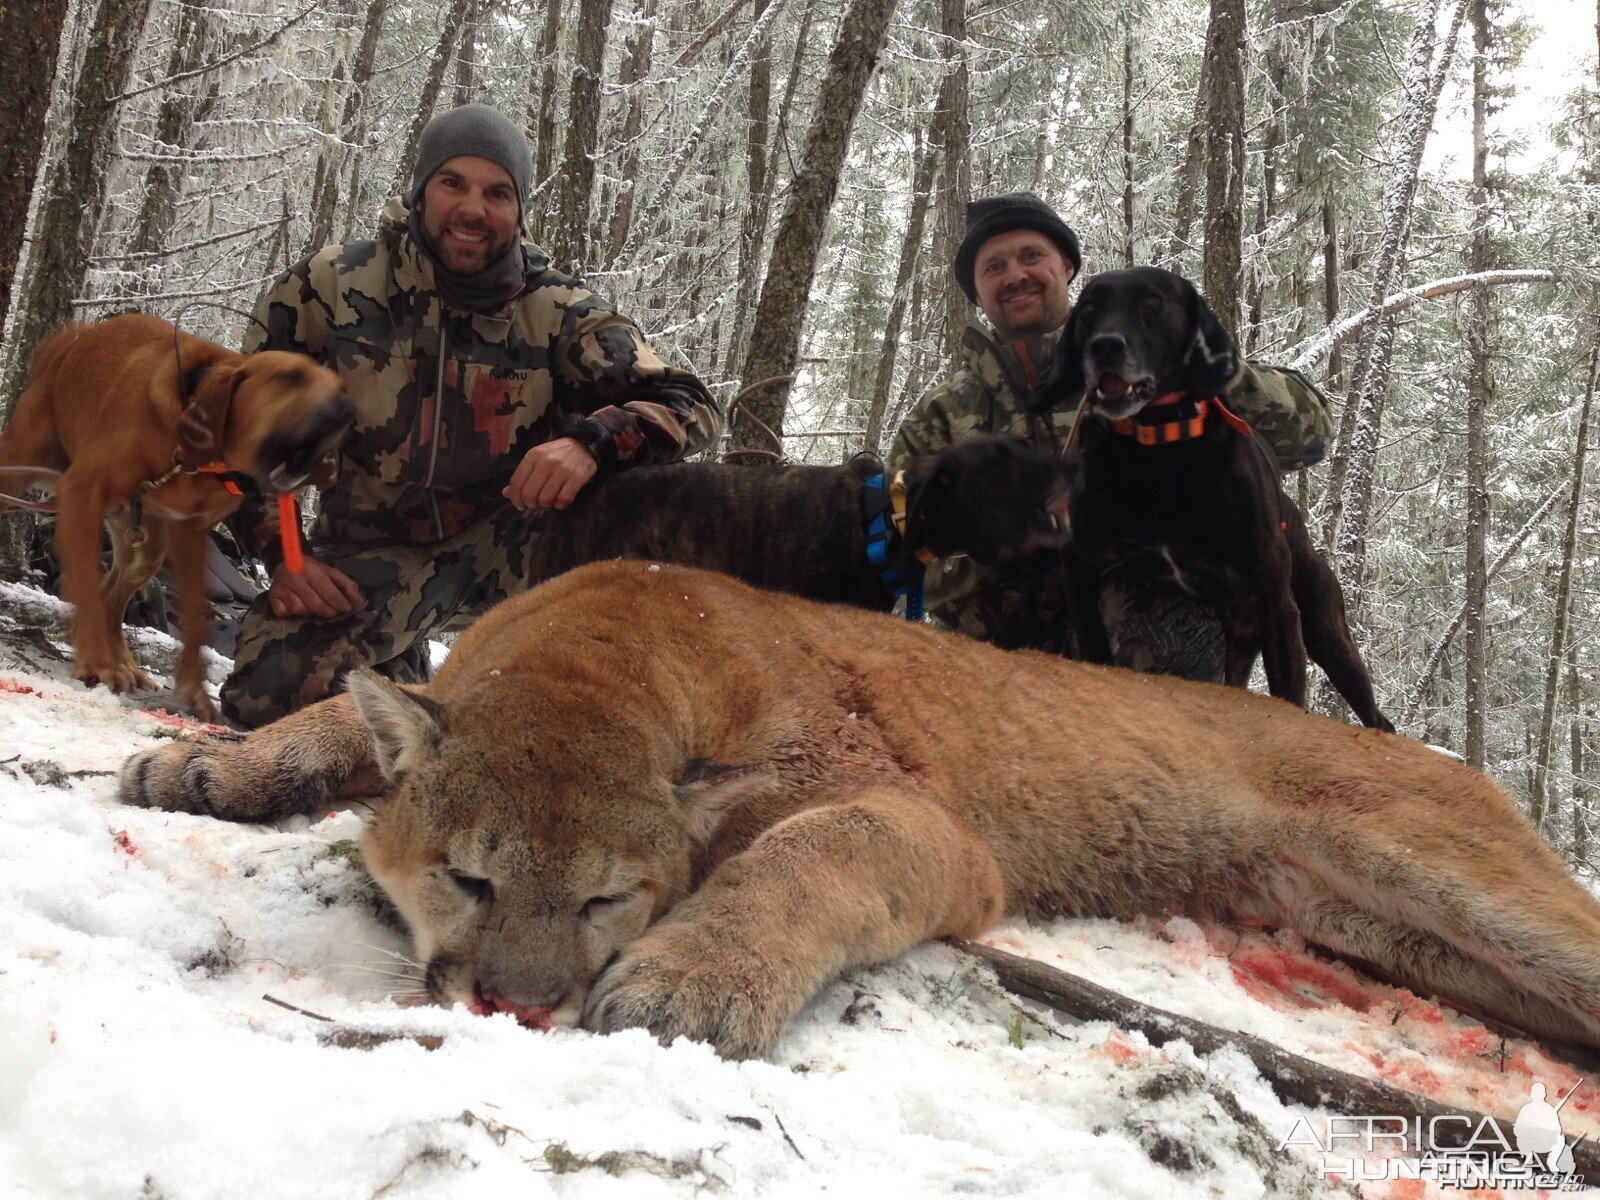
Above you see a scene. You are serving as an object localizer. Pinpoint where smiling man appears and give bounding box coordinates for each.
[221,104,719,727]
[888,192,1333,676]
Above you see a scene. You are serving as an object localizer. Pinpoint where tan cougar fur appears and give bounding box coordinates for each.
[119,561,1600,1059]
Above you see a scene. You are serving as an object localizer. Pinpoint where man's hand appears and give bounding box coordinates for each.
[269,558,365,621]
[504,437,598,511]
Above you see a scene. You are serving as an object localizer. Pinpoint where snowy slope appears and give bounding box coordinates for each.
[1,581,1595,1200]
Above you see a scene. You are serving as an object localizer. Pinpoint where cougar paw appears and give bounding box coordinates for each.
[582,921,794,1060]
[118,743,222,816]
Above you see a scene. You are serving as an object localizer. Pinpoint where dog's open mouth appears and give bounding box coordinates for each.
[1091,372,1158,418]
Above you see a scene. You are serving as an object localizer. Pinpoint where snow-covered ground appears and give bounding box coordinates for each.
[2,580,1596,1199]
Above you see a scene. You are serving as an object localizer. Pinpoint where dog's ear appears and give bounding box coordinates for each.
[899,454,947,555]
[1182,285,1239,396]
[1032,303,1086,412]
[176,360,245,464]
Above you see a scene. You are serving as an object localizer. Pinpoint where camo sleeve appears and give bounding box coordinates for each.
[242,255,335,358]
[233,258,337,570]
[1225,360,1333,471]
[551,290,720,468]
[886,371,985,472]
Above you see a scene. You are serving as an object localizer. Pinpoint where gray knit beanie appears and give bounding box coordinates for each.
[409,104,533,211]
[954,192,1082,302]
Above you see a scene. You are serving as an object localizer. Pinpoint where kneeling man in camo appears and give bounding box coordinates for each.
[888,193,1333,678]
[222,103,718,727]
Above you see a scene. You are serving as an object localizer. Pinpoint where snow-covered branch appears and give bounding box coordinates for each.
[1287,269,1561,374]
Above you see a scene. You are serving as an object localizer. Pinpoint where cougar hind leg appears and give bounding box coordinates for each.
[1247,839,1600,1049]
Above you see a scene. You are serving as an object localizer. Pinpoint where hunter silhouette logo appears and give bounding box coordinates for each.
[1513,1081,1580,1175]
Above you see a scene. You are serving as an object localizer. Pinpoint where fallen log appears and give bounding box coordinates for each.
[954,939,1600,1180]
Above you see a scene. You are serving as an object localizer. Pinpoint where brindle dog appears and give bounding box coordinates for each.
[1038,266,1391,730]
[526,435,1072,611]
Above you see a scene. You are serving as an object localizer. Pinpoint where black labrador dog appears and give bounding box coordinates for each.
[1038,266,1392,730]
[525,434,1072,613]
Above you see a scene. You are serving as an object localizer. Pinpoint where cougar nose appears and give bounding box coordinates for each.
[1087,332,1127,363]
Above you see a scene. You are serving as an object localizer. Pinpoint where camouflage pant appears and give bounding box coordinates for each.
[930,561,1225,683]
[220,502,540,728]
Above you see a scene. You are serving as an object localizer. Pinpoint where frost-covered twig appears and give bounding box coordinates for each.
[612,0,791,269]
[111,1,324,103]
[1287,268,1562,373]
[1399,483,1566,727]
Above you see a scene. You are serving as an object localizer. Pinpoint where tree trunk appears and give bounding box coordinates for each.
[0,0,71,346]
[1320,0,1468,602]
[1569,639,1587,864]
[725,0,815,378]
[528,0,565,244]
[1167,50,1210,268]
[389,0,474,204]
[932,0,969,369]
[1199,0,1245,336]
[863,127,936,454]
[1243,58,1284,354]
[2,0,156,418]
[1462,0,1492,773]
[1531,328,1597,826]
[604,0,659,263]
[119,0,223,287]
[549,0,615,270]
[1120,15,1135,268]
[1320,191,1341,390]
[314,0,390,247]
[454,0,480,103]
[732,0,898,453]
[721,0,774,375]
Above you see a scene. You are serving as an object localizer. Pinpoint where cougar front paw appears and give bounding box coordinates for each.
[582,921,799,1060]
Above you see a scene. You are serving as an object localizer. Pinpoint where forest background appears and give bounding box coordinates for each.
[0,0,1595,861]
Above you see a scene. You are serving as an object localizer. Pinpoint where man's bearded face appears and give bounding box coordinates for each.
[973,230,1076,339]
[419,155,520,275]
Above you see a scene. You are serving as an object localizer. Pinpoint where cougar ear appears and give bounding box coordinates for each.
[346,668,445,781]
[673,758,777,843]
[1183,283,1239,395]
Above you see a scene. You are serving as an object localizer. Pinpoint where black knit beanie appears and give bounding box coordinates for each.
[953,192,1082,302]
[409,104,533,212]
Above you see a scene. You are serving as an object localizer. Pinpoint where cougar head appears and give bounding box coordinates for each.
[347,668,767,1033]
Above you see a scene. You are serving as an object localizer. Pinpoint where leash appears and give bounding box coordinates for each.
[0,466,63,512]
[862,471,926,621]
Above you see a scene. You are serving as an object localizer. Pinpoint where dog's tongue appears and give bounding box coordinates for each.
[1096,373,1130,399]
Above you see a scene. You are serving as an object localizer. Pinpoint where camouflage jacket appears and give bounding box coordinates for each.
[887,317,1334,615]
[241,197,720,564]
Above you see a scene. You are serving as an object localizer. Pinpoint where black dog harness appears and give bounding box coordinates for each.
[862,472,925,621]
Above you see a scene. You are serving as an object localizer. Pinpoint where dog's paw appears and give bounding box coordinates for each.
[75,659,154,694]
[582,921,796,1060]
[175,679,218,723]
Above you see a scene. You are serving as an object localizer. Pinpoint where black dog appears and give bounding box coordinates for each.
[525,434,1072,613]
[1039,266,1391,731]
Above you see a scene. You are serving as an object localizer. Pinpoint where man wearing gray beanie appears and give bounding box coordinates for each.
[220,103,720,728]
[887,191,1333,680]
